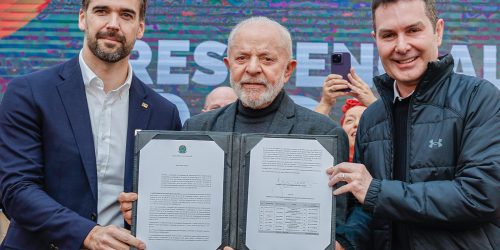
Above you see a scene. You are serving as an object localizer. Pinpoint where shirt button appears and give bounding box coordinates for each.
[90,213,97,222]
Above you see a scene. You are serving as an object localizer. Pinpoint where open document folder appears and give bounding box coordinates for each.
[132,131,343,250]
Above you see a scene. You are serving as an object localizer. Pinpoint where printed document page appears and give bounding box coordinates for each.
[135,139,225,249]
[245,138,333,250]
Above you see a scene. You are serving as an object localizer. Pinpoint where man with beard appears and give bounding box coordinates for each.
[118,16,349,250]
[0,0,181,249]
[183,17,348,139]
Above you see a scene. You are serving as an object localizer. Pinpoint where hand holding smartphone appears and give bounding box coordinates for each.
[331,52,351,92]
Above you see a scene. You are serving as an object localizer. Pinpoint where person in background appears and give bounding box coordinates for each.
[315,69,376,164]
[202,86,238,112]
[339,99,367,162]
[328,0,500,249]
[0,0,181,249]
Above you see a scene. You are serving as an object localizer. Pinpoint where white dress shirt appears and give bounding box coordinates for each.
[79,51,131,226]
[393,80,414,103]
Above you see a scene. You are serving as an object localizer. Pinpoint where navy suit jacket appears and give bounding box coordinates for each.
[0,57,181,249]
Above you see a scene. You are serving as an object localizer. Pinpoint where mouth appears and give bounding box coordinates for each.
[96,31,125,44]
[242,82,265,86]
[101,37,119,42]
[240,80,267,88]
[350,131,356,137]
[394,56,417,65]
[241,83,267,93]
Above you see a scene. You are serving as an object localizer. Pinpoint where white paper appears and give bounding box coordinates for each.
[136,139,225,250]
[245,138,333,250]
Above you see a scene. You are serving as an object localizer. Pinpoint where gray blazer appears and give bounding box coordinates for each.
[183,93,350,225]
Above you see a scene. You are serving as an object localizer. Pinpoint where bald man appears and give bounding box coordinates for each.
[202,86,238,112]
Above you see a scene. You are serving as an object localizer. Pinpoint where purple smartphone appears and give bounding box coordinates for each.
[331,52,351,92]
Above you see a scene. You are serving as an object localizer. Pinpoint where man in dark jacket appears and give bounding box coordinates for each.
[327,0,500,249]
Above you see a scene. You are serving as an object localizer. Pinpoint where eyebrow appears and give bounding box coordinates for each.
[92,5,137,16]
[121,8,137,16]
[405,21,425,30]
[378,21,425,34]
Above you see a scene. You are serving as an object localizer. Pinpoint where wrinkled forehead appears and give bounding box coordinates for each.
[228,23,289,55]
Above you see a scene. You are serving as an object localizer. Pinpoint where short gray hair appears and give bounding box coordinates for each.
[227,16,293,59]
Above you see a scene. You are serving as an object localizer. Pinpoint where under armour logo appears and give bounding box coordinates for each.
[429,139,443,148]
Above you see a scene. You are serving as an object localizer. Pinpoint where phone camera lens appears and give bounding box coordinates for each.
[332,54,342,63]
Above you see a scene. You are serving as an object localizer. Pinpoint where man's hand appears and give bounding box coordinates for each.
[326,162,373,204]
[335,241,346,250]
[346,68,377,106]
[118,192,137,225]
[83,225,145,250]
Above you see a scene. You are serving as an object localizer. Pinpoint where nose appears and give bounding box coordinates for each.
[245,56,262,75]
[395,35,410,54]
[106,13,120,31]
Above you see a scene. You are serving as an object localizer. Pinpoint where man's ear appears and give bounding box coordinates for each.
[78,9,86,31]
[223,57,230,69]
[435,19,444,47]
[371,30,376,40]
[283,59,297,82]
[136,20,145,40]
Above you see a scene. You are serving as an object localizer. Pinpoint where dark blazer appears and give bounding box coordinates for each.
[0,57,181,249]
[184,93,348,137]
[183,92,350,229]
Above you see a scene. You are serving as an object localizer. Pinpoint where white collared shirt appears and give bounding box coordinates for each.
[79,50,131,227]
[393,81,414,103]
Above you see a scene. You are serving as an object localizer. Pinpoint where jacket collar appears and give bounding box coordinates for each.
[57,57,150,195]
[78,50,133,98]
[58,56,81,81]
[267,91,296,134]
[57,57,98,200]
[123,74,150,192]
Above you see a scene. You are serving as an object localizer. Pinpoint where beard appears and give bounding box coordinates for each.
[231,73,285,109]
[86,30,132,63]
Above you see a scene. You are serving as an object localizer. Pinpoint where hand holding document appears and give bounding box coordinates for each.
[131,131,342,250]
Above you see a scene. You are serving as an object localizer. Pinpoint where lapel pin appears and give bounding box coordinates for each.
[141,102,149,109]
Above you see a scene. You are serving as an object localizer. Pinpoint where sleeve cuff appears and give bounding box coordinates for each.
[363,178,381,214]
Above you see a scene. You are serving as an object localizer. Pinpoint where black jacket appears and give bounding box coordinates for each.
[340,55,500,249]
